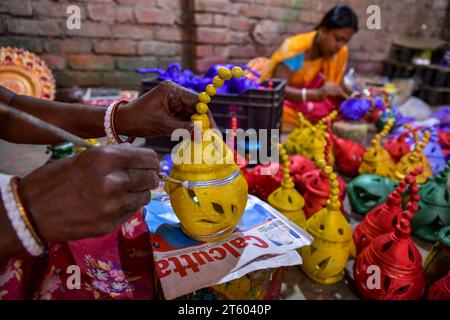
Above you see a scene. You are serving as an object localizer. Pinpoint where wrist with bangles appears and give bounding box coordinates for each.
[0,176,46,256]
[104,99,136,145]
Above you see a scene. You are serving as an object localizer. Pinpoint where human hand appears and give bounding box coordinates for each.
[115,80,217,137]
[320,82,345,98]
[18,144,160,241]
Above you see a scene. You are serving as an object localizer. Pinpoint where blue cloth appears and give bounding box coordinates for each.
[283,53,304,71]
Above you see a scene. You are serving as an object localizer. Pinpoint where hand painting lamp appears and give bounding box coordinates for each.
[394,130,432,184]
[164,67,248,242]
[358,119,396,179]
[352,169,421,254]
[300,159,356,284]
[267,144,307,229]
[353,211,426,300]
[347,174,398,216]
[411,162,450,242]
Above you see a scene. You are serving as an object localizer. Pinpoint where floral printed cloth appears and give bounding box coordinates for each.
[0,210,155,300]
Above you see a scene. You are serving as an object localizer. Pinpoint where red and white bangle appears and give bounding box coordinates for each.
[104,99,136,144]
[0,176,44,256]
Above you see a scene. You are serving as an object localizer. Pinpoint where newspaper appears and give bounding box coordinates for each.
[144,194,313,300]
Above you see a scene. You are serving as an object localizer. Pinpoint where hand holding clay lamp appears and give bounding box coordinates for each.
[353,169,422,254]
[353,210,426,300]
[394,130,432,184]
[300,159,356,284]
[358,119,396,179]
[267,144,307,229]
[164,67,248,242]
[411,162,450,242]
[347,174,397,216]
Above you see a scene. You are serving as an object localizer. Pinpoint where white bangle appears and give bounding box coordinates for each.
[301,88,307,102]
[104,101,119,145]
[0,177,44,256]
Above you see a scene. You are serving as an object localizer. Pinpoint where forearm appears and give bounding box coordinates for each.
[0,199,24,260]
[285,86,324,102]
[1,92,107,144]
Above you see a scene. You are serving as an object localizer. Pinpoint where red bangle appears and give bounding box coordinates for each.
[110,99,136,144]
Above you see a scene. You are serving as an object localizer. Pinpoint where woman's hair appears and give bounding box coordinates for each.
[315,5,359,32]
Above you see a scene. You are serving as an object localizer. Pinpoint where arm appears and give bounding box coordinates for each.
[0,81,198,145]
[273,64,325,102]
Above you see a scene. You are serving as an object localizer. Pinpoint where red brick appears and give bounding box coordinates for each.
[94,40,136,55]
[87,3,116,22]
[116,57,157,70]
[112,24,154,40]
[155,27,184,42]
[44,39,92,54]
[33,0,83,18]
[194,13,213,26]
[115,6,134,22]
[229,45,257,58]
[241,4,268,19]
[196,27,230,44]
[102,71,143,89]
[137,41,183,56]
[65,22,111,38]
[135,6,176,24]
[156,0,182,10]
[6,19,60,36]
[4,0,33,16]
[117,0,137,4]
[195,45,214,58]
[68,55,114,70]
[54,70,103,87]
[298,10,322,24]
[214,14,230,27]
[194,0,229,13]
[41,55,67,70]
[229,17,251,31]
[195,57,227,74]
[0,37,43,53]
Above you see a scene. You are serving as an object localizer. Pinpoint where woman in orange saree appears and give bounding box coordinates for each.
[261,5,359,132]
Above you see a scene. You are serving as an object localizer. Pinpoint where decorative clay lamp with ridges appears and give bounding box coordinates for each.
[164,67,248,243]
[268,144,306,229]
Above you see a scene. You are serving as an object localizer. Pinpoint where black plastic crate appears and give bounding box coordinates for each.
[141,77,286,153]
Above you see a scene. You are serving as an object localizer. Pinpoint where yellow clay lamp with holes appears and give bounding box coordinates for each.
[164,67,248,243]
[268,144,306,229]
[359,119,396,179]
[284,111,337,165]
[394,130,432,184]
[300,159,356,284]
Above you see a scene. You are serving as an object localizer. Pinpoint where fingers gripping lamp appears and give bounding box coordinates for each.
[394,130,432,184]
[359,119,396,179]
[164,67,249,243]
[268,144,307,229]
[300,159,356,284]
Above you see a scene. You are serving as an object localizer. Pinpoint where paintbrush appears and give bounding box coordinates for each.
[318,73,351,100]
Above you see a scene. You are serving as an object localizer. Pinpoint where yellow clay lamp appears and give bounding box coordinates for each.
[394,130,432,184]
[164,67,248,243]
[284,111,337,165]
[300,159,356,284]
[268,144,306,229]
[359,119,396,179]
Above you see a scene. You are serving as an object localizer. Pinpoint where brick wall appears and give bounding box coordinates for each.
[0,0,448,91]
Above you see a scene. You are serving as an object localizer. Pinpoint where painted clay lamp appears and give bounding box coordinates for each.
[427,271,450,300]
[347,174,398,216]
[267,144,307,229]
[164,67,248,242]
[394,130,432,184]
[353,169,422,254]
[384,124,417,162]
[332,134,366,177]
[300,159,356,284]
[353,210,426,299]
[358,119,396,179]
[411,162,450,242]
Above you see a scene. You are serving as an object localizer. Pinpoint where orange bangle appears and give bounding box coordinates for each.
[10,177,45,247]
[110,99,136,144]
